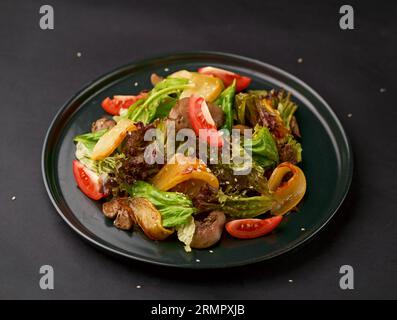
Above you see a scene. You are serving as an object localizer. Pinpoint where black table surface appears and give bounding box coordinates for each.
[0,0,395,299]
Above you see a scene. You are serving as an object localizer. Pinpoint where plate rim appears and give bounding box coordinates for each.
[41,51,353,269]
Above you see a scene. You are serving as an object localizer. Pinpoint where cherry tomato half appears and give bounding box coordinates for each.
[188,94,223,147]
[72,160,104,200]
[101,93,146,115]
[225,216,283,239]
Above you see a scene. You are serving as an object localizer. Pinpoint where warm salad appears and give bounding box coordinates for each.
[73,66,306,251]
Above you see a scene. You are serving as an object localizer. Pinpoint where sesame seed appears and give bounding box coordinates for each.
[134,82,139,87]
[297,58,303,63]
[301,227,306,231]
[225,181,230,185]
[11,196,16,201]
[347,113,352,118]
[209,250,214,253]
[234,178,238,182]
[196,259,200,263]
[136,285,142,289]
[289,279,293,283]
[76,52,82,58]
[164,67,170,72]
[380,88,386,93]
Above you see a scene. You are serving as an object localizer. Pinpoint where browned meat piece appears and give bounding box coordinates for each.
[150,73,164,86]
[167,97,225,132]
[102,197,134,219]
[91,117,116,133]
[191,184,220,212]
[102,176,119,197]
[121,122,147,154]
[208,101,225,129]
[167,98,191,133]
[129,198,174,240]
[170,179,206,199]
[113,209,134,230]
[190,211,226,249]
[103,197,128,219]
[102,201,118,219]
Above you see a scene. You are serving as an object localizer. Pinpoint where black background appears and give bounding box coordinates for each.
[0,0,395,299]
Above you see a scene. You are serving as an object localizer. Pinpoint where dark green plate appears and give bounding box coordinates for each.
[42,52,353,268]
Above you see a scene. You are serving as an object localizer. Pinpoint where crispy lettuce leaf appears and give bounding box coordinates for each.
[124,78,189,124]
[214,80,236,132]
[74,129,107,152]
[234,92,250,125]
[234,90,268,125]
[127,181,196,227]
[245,125,279,168]
[209,161,268,195]
[74,130,125,176]
[217,191,274,218]
[153,96,178,119]
[195,189,274,218]
[75,142,125,175]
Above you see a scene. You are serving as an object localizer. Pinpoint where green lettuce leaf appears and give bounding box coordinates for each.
[218,191,274,218]
[210,161,269,195]
[276,92,298,130]
[234,92,248,125]
[73,129,107,152]
[234,90,267,125]
[124,78,189,124]
[245,125,279,168]
[214,80,236,131]
[196,189,274,218]
[75,142,125,175]
[127,181,196,227]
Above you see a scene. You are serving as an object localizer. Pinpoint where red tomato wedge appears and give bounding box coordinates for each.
[198,66,252,92]
[101,93,146,115]
[72,160,104,200]
[225,216,283,239]
[188,94,223,147]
